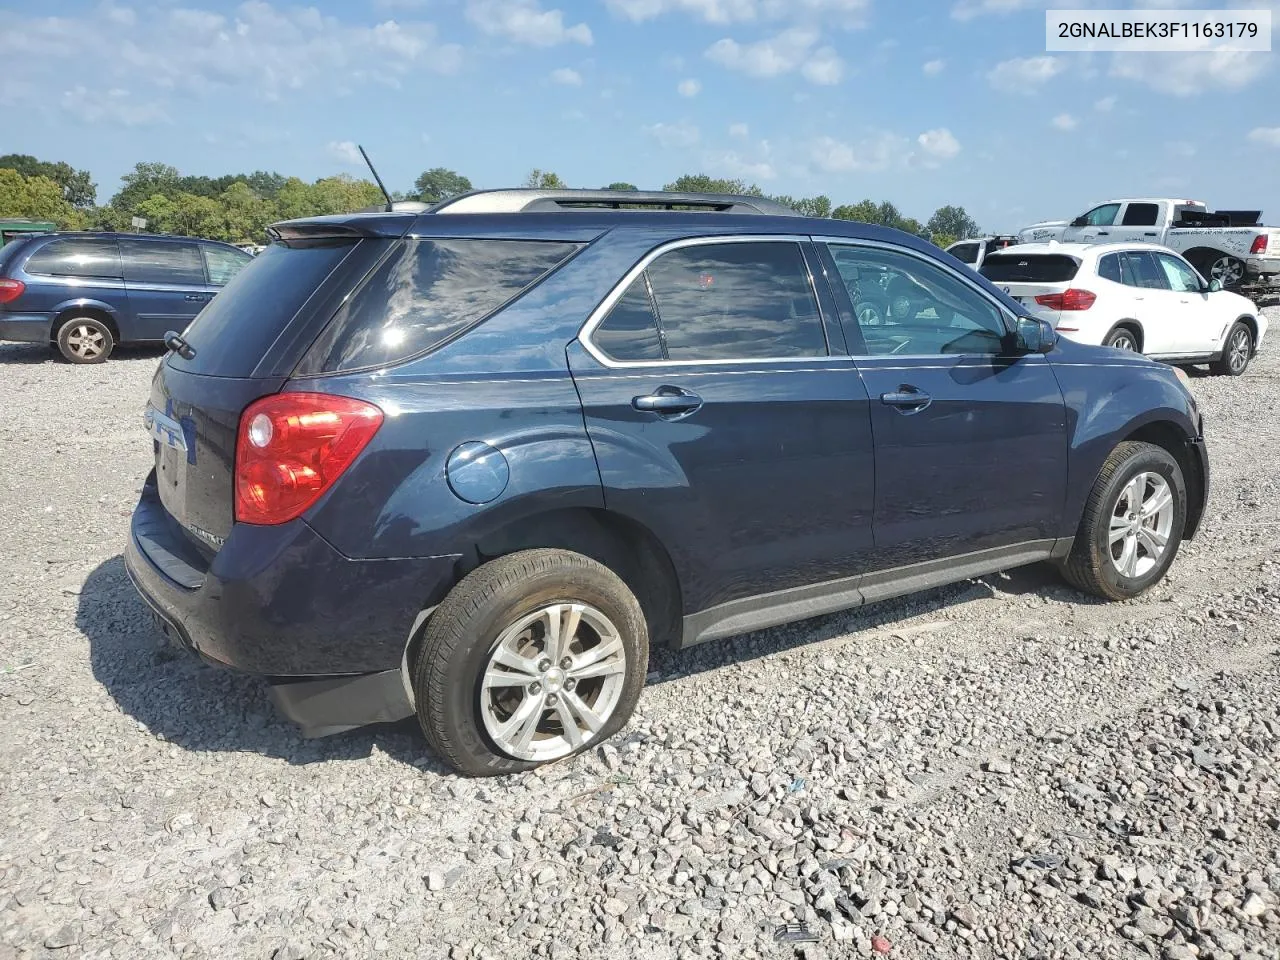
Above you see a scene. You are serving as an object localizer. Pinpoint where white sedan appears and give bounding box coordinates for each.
[979,241,1267,375]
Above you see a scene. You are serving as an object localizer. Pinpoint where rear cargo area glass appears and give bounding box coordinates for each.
[169,239,356,377]
[980,254,1081,283]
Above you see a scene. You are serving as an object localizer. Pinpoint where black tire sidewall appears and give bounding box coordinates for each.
[1105,328,1137,352]
[56,317,114,364]
[419,554,648,776]
[1087,447,1186,599]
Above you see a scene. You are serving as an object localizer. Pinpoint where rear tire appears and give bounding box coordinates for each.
[1210,321,1252,376]
[413,549,648,777]
[1206,253,1246,291]
[55,316,114,363]
[1104,326,1139,353]
[1059,441,1186,601]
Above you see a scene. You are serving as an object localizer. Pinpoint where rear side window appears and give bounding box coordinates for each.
[173,239,358,376]
[119,240,204,285]
[1121,203,1160,227]
[1098,254,1122,283]
[203,245,252,285]
[24,238,122,279]
[302,238,579,373]
[949,243,980,264]
[979,254,1080,283]
[594,279,665,362]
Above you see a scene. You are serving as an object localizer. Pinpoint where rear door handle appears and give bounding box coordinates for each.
[1097,231,1110,236]
[633,387,703,418]
[1144,232,1158,237]
[881,387,932,413]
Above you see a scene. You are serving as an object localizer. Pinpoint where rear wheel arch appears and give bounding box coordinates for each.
[51,305,119,343]
[1121,420,1204,540]
[1105,321,1143,352]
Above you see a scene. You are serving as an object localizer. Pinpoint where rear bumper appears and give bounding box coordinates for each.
[0,313,53,343]
[124,473,461,733]
[1246,256,1280,279]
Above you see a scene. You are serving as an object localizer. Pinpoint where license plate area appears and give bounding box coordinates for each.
[147,404,192,524]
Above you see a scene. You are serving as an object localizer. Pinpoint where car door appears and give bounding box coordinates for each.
[1153,251,1219,355]
[201,243,253,293]
[1064,203,1122,243]
[119,239,211,341]
[818,240,1068,578]
[567,236,876,624]
[1116,251,1181,355]
[1107,202,1165,245]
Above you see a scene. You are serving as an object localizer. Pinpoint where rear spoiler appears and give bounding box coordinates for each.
[266,212,415,242]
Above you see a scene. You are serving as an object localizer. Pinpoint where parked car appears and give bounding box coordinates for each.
[0,232,253,362]
[0,218,54,248]
[1016,197,1280,295]
[124,188,1209,776]
[979,241,1266,375]
[945,235,1019,271]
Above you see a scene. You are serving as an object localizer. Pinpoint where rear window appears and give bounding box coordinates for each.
[119,239,204,285]
[172,239,357,376]
[949,243,980,264]
[979,254,1081,283]
[298,238,580,374]
[24,238,122,279]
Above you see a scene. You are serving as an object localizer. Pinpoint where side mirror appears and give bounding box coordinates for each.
[1206,278,1223,293]
[1014,316,1056,355]
[1070,216,1088,227]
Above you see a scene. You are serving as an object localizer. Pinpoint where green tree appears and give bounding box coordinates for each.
[414,167,472,203]
[219,181,277,243]
[0,154,96,206]
[111,162,183,213]
[663,174,763,196]
[524,169,566,189]
[0,170,82,227]
[930,232,959,250]
[602,182,639,191]
[926,205,980,242]
[771,194,831,218]
[831,199,880,223]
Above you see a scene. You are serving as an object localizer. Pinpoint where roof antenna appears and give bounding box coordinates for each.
[358,144,394,212]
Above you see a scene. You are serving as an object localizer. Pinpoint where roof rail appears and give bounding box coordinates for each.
[427,189,797,216]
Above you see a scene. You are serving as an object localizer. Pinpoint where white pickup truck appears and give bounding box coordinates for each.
[1017,198,1280,295]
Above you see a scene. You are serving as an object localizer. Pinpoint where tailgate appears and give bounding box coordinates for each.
[988,281,1067,310]
[146,360,285,552]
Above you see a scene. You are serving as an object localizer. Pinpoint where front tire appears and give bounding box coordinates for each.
[1210,321,1252,376]
[413,549,649,777]
[1060,441,1186,601]
[56,316,114,363]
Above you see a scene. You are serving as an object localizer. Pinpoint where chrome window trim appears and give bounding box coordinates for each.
[814,235,1022,358]
[578,234,832,369]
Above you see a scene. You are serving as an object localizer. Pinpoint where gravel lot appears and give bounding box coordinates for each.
[2,315,1279,960]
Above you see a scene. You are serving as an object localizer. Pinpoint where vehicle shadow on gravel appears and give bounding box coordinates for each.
[77,556,447,774]
[0,343,168,365]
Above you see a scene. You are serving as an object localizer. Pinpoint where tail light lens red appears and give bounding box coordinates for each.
[1250,234,1268,254]
[0,278,25,304]
[235,392,383,525]
[1035,288,1096,311]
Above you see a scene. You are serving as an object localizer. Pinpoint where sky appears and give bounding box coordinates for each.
[5,0,1280,233]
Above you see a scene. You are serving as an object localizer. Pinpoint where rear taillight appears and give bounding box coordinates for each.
[235,392,383,525]
[1250,234,1268,254]
[0,278,25,304]
[1035,288,1096,311]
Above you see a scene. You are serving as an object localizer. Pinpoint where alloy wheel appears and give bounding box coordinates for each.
[1228,328,1250,373]
[1108,472,1175,579]
[1210,256,1245,287]
[480,602,628,762]
[66,324,107,360]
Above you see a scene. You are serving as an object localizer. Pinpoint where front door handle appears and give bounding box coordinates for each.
[633,386,703,418]
[881,386,932,413]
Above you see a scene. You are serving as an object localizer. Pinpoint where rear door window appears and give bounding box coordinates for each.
[949,243,980,264]
[1120,252,1170,290]
[119,240,205,286]
[641,241,827,361]
[1098,254,1122,283]
[300,238,580,373]
[23,238,122,279]
[1121,203,1160,227]
[593,279,665,362]
[203,245,253,285]
[979,254,1081,283]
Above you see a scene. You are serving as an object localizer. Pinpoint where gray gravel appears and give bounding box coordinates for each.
[2,316,1279,960]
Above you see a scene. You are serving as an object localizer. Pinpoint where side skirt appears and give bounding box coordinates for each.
[677,538,1071,649]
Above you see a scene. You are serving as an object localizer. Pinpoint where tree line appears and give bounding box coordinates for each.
[0,154,982,249]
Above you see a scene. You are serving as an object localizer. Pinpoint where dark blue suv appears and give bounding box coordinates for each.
[0,232,251,362]
[123,189,1209,775]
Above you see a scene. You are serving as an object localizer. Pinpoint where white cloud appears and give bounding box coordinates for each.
[1109,50,1269,95]
[326,140,364,165]
[645,120,701,149]
[1094,94,1117,112]
[1051,113,1077,131]
[705,27,844,84]
[0,3,463,110]
[465,0,592,46]
[729,122,750,137]
[60,85,168,126]
[706,150,777,181]
[917,127,961,161]
[1166,140,1196,158]
[1249,126,1280,148]
[987,55,1063,93]
[677,77,702,97]
[606,0,870,27]
[551,66,582,85]
[810,132,908,173]
[922,58,945,76]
